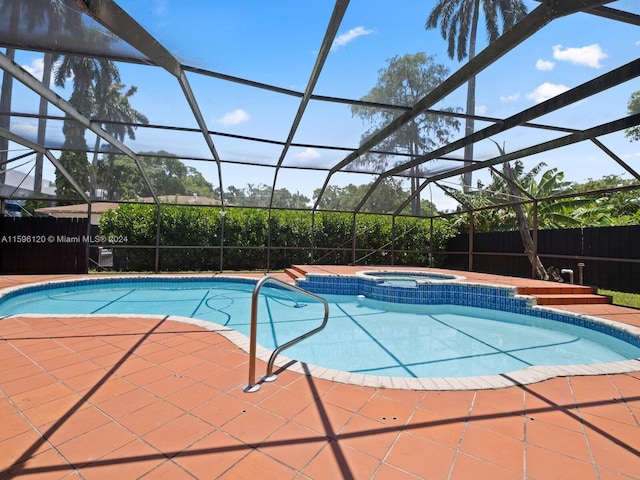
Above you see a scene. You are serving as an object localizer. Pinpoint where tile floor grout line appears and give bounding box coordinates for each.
[517,374,640,472]
[2,315,173,477]
[568,376,602,480]
[369,388,426,478]
[0,340,78,476]
[302,364,358,479]
[612,372,640,429]
[520,387,527,480]
[1,272,640,479]
[446,390,477,480]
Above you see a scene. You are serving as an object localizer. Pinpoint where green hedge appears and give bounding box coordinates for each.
[99,205,454,271]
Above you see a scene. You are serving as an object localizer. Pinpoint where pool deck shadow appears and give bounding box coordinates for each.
[0,267,639,479]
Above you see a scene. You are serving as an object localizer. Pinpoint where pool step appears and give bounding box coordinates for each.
[284,265,306,282]
[518,285,611,305]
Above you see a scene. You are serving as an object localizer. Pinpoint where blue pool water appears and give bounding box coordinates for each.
[359,270,464,284]
[1,277,638,378]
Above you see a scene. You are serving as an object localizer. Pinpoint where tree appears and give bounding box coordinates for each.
[625,90,640,141]
[90,77,148,198]
[572,175,640,226]
[55,88,92,198]
[443,161,585,230]
[53,57,148,200]
[439,153,594,279]
[95,154,140,200]
[351,53,460,215]
[53,56,101,198]
[426,0,528,186]
[493,141,546,279]
[95,151,216,200]
[0,0,72,191]
[314,178,438,215]
[224,183,310,208]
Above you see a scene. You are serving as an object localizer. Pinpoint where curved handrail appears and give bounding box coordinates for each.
[244,275,329,392]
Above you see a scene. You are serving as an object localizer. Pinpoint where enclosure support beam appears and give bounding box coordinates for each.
[429,218,434,268]
[532,202,539,280]
[265,0,350,269]
[0,127,89,203]
[351,213,357,266]
[590,138,640,182]
[391,217,396,266]
[468,212,474,272]
[86,204,92,272]
[0,51,159,206]
[420,113,640,191]
[219,210,226,273]
[86,0,227,203]
[383,57,640,180]
[155,206,162,273]
[313,0,614,211]
[311,210,317,265]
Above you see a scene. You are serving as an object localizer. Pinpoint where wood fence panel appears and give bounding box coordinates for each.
[444,226,640,293]
[0,217,88,274]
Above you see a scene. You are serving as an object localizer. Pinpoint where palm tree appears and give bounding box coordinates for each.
[426,0,528,186]
[0,0,76,193]
[51,56,101,198]
[90,77,148,199]
[53,51,149,200]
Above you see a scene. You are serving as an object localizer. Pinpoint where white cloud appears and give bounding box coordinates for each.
[636,40,640,46]
[552,44,607,68]
[535,59,555,71]
[475,105,488,115]
[22,58,44,81]
[295,148,321,160]
[13,122,38,138]
[526,82,569,103]
[154,0,167,16]
[332,26,374,50]
[500,93,520,103]
[217,109,249,126]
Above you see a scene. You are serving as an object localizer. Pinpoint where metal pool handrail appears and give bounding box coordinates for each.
[244,275,329,393]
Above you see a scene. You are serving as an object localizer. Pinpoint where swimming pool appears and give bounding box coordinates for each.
[1,275,639,389]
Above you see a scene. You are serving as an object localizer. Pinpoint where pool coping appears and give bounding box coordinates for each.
[1,274,639,391]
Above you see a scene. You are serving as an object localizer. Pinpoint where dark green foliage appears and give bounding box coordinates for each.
[626,90,640,142]
[56,150,90,199]
[99,205,454,272]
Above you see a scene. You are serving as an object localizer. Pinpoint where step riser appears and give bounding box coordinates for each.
[519,288,595,295]
[535,297,610,305]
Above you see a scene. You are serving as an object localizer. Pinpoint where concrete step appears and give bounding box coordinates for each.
[531,293,611,306]
[519,284,611,306]
[284,266,305,281]
[518,285,595,295]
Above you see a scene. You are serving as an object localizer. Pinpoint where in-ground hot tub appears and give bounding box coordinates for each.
[357,269,466,286]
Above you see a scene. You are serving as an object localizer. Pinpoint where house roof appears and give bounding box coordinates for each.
[35,195,221,216]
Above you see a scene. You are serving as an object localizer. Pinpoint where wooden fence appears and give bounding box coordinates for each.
[444,226,640,293]
[0,217,89,274]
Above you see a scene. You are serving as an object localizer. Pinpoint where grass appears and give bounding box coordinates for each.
[598,289,640,309]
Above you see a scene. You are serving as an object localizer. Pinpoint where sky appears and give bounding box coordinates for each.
[6,0,640,210]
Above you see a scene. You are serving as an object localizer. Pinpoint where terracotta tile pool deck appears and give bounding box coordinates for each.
[0,267,638,479]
